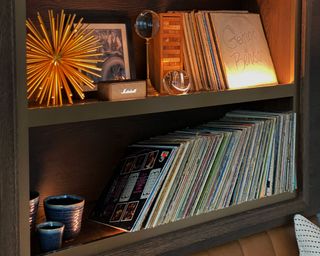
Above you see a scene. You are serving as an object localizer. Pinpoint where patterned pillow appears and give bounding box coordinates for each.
[294,214,320,255]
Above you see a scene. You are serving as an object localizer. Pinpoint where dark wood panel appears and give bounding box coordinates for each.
[302,0,320,212]
[256,0,296,84]
[0,0,19,256]
[26,0,241,18]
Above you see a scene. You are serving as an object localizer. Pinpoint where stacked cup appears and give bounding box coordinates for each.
[37,221,65,252]
[44,194,85,240]
[29,191,40,232]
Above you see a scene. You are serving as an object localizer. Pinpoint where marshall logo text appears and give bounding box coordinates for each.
[121,88,137,94]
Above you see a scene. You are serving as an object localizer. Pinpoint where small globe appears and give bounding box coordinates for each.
[163,70,191,95]
[135,10,160,39]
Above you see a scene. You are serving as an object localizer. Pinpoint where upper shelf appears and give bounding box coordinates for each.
[28,84,296,127]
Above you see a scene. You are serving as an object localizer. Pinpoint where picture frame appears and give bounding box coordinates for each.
[72,10,136,91]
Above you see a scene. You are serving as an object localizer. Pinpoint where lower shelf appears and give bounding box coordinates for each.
[32,191,298,256]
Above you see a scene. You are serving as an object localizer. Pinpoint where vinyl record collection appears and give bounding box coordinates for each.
[180,11,278,91]
[91,110,296,232]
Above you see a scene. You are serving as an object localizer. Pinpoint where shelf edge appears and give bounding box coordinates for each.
[28,84,296,128]
[49,191,299,256]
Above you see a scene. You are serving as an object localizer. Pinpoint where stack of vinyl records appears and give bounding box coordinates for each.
[180,11,278,91]
[91,110,296,232]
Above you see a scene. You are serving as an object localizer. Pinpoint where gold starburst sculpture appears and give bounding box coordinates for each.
[26,10,102,106]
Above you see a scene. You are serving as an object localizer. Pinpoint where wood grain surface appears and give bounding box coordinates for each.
[301,0,320,212]
[256,0,296,84]
[0,0,19,255]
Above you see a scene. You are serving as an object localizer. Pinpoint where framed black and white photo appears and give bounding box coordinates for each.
[73,10,136,91]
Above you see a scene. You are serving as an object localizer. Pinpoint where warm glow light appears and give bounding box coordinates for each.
[210,13,278,90]
[226,65,278,89]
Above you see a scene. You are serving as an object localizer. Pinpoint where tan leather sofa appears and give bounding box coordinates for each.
[192,224,298,256]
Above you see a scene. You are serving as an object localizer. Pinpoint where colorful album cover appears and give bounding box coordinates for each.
[90,144,177,231]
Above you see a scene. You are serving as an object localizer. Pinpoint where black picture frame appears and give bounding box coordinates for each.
[72,10,136,91]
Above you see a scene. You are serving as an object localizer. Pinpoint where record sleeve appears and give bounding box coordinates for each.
[90,144,178,231]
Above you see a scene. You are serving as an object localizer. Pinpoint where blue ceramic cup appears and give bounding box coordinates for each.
[29,191,40,232]
[37,221,64,252]
[44,194,85,240]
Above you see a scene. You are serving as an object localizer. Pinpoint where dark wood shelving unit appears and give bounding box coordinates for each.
[3,0,320,256]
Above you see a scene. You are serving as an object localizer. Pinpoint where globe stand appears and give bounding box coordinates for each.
[146,78,159,96]
[135,10,160,97]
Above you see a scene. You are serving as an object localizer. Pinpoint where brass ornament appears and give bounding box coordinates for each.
[26,10,102,106]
